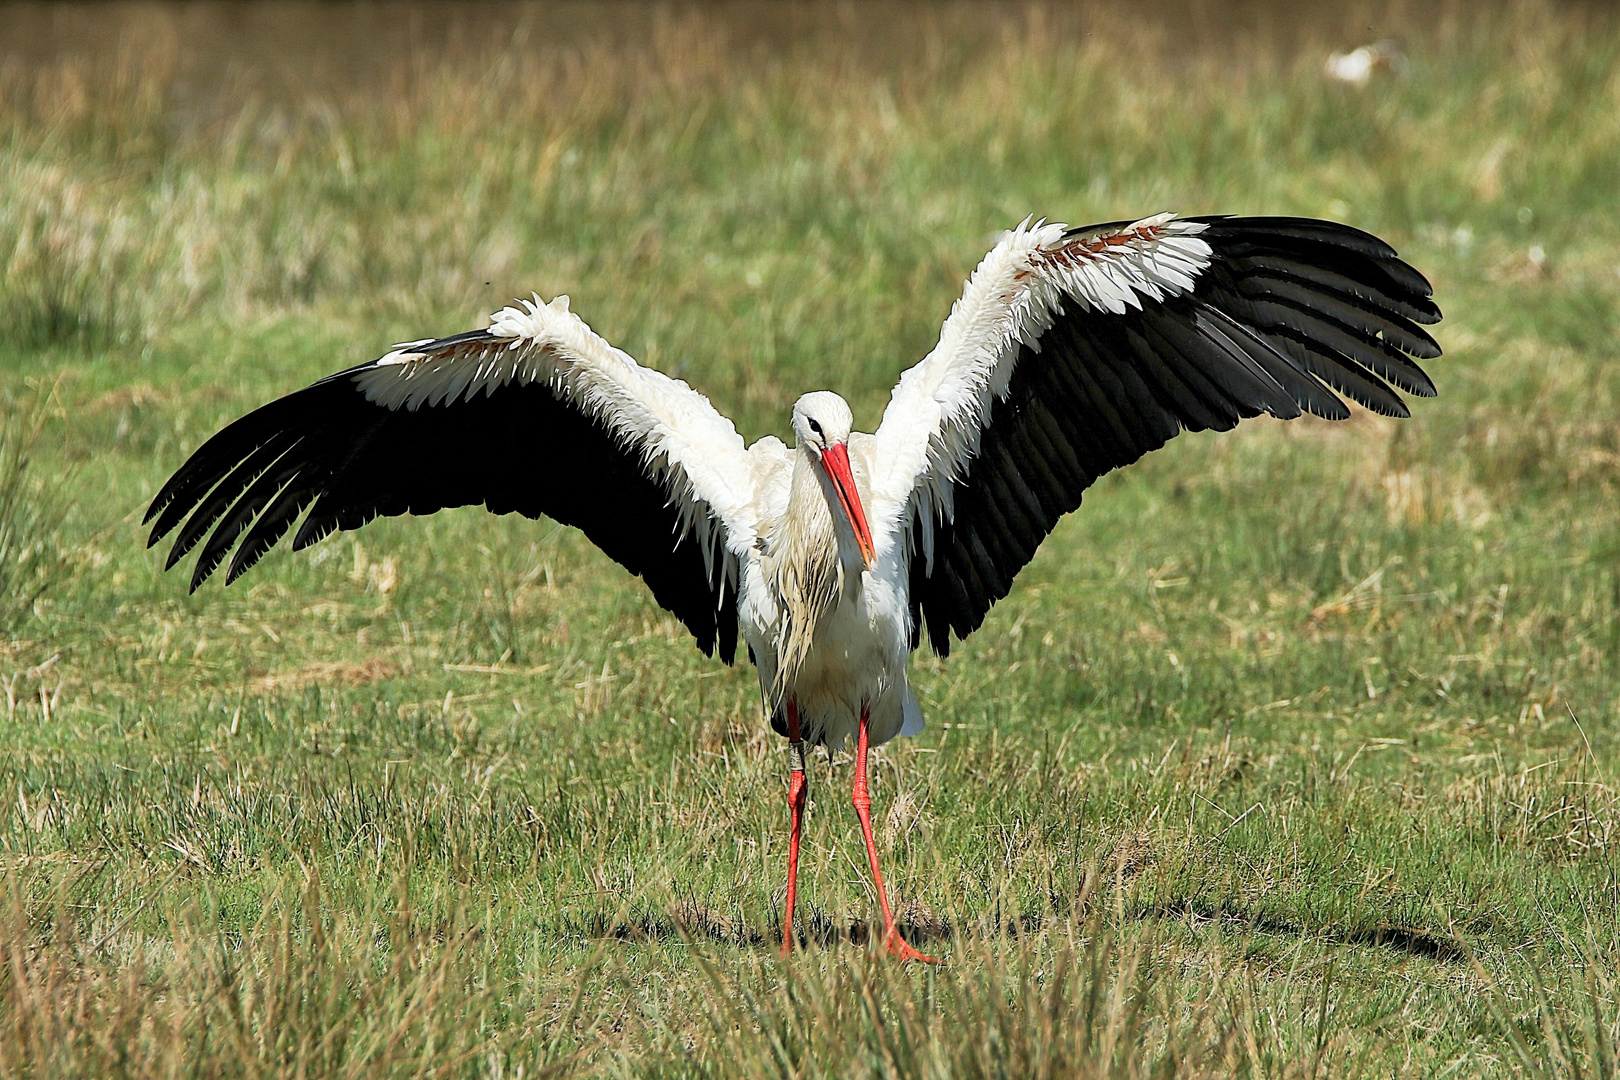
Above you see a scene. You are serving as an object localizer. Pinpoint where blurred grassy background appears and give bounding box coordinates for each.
[2,1,1619,1075]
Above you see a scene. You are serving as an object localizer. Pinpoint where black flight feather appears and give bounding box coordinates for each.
[908,214,1441,655]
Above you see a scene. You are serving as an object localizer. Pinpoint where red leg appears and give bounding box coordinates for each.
[781,698,808,957]
[851,704,938,963]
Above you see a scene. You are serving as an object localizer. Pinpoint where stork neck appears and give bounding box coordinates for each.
[767,451,847,693]
[796,447,867,578]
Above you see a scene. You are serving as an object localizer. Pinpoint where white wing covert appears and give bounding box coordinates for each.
[870,214,1442,655]
[145,295,760,660]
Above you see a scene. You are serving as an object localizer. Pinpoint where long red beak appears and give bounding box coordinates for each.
[820,442,875,569]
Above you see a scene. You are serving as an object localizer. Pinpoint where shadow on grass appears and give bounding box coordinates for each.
[571,901,1463,960]
[1147,899,1466,962]
[570,908,962,950]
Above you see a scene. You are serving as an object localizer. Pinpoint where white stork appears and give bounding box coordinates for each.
[146,213,1441,962]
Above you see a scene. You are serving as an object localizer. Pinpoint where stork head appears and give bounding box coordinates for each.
[790,391,854,453]
[791,391,874,569]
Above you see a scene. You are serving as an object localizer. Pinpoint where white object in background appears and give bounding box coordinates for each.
[1325,41,1407,86]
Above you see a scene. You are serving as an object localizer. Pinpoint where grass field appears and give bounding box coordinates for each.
[2,2,1620,1075]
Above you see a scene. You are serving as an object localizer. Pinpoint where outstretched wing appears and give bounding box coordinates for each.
[869,214,1442,655]
[145,295,760,660]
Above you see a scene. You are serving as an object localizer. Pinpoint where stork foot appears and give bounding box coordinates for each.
[881,924,940,964]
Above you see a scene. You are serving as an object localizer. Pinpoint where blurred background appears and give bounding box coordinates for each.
[5,1,1572,100]
[5,0,1615,434]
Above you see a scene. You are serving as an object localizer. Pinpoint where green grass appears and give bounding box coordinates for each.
[2,2,1620,1075]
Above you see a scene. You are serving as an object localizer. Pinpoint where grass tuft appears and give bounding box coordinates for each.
[0,388,72,636]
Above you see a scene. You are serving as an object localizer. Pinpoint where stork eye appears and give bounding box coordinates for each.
[809,419,823,436]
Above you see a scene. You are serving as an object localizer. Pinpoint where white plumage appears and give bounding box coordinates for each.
[147,211,1442,961]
